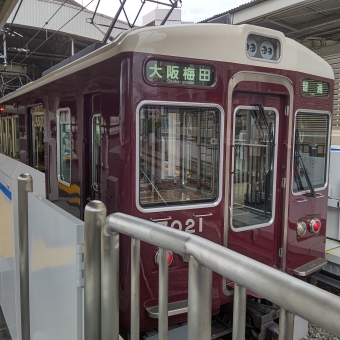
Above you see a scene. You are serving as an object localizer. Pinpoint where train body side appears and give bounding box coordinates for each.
[0,24,334,333]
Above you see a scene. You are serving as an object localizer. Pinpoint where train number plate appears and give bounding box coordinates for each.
[156,218,204,234]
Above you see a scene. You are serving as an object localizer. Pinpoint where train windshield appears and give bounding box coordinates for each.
[138,105,221,208]
[232,108,277,229]
[293,111,330,194]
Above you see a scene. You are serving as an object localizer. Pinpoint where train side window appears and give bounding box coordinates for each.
[31,106,45,171]
[138,105,221,209]
[57,108,71,186]
[12,116,19,159]
[7,117,13,157]
[1,118,7,154]
[232,107,278,229]
[92,114,101,191]
[292,111,330,194]
[0,118,3,153]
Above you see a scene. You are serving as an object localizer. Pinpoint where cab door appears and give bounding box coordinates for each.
[29,106,45,172]
[227,92,287,269]
[83,93,103,206]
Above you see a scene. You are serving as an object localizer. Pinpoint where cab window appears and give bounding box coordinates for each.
[293,111,330,193]
[138,105,221,208]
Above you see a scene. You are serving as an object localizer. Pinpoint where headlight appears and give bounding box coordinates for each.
[246,34,281,61]
[246,37,257,57]
[260,41,274,60]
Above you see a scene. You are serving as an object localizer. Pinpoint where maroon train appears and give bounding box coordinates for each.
[0,24,334,335]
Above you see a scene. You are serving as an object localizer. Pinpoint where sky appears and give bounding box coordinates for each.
[74,0,250,25]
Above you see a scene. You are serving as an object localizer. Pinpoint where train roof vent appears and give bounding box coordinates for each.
[42,42,106,77]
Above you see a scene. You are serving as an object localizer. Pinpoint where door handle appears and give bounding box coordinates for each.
[230,145,236,175]
[294,198,307,203]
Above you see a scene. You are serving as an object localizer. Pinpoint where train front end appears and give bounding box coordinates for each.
[107,24,334,334]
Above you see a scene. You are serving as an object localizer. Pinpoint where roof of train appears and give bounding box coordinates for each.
[0,24,334,104]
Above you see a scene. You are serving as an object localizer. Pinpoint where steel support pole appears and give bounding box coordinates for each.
[101,227,119,340]
[158,248,169,340]
[187,256,212,340]
[232,283,247,340]
[18,174,33,340]
[278,308,295,340]
[84,201,107,340]
[131,238,140,340]
[2,33,7,69]
[70,37,74,56]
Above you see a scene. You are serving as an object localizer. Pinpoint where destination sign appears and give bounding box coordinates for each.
[146,60,215,86]
[301,79,329,98]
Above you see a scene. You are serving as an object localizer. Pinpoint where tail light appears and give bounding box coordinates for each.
[296,221,307,236]
[154,249,173,266]
[309,218,321,233]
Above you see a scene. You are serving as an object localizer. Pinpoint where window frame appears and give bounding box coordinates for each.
[230,105,279,232]
[92,113,101,192]
[6,116,13,157]
[12,115,19,159]
[56,108,71,187]
[291,109,331,196]
[135,100,224,213]
[0,117,6,154]
[30,106,45,171]
[3,116,10,157]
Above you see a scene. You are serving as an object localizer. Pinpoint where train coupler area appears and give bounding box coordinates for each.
[141,317,233,340]
[245,298,279,340]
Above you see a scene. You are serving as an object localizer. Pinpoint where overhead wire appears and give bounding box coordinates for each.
[17,0,95,66]
[10,0,73,64]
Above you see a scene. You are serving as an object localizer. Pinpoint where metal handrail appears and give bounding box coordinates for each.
[84,203,340,340]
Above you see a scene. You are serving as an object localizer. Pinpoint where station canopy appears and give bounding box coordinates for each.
[201,0,340,133]
[202,0,340,55]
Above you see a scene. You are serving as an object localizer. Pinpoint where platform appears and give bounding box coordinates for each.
[323,238,340,276]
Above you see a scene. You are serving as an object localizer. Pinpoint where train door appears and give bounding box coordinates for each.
[0,118,6,154]
[227,92,287,271]
[84,93,102,205]
[12,116,19,159]
[29,106,45,171]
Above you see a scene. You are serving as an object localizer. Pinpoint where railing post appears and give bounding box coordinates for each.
[18,173,33,340]
[158,248,169,340]
[101,224,120,340]
[131,238,141,340]
[84,201,107,340]
[187,256,212,340]
[232,283,247,340]
[278,308,295,340]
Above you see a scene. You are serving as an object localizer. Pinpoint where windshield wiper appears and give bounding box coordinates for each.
[294,129,315,197]
[253,104,275,166]
[254,104,270,136]
[252,104,275,215]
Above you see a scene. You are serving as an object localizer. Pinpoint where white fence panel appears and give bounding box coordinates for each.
[28,193,84,340]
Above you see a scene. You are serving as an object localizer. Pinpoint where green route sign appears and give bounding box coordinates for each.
[301,79,329,98]
[146,60,215,87]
